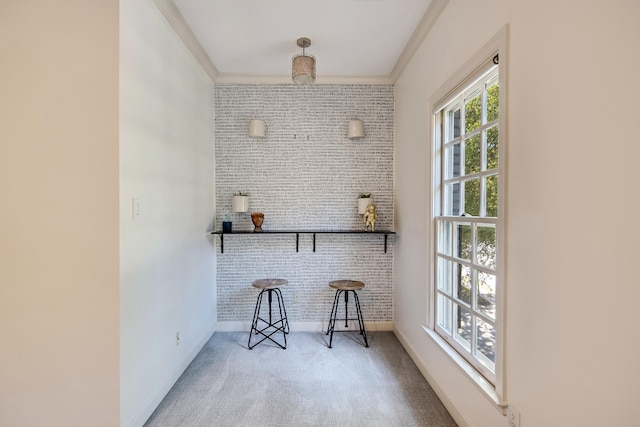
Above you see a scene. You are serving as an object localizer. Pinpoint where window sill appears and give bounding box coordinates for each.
[422,325,507,413]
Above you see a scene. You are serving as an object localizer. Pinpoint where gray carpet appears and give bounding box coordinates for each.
[144,331,457,426]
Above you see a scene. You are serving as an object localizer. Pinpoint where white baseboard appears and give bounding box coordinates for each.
[393,326,472,427]
[125,326,215,427]
[215,320,393,332]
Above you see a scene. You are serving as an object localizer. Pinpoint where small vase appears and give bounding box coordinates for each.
[251,212,264,232]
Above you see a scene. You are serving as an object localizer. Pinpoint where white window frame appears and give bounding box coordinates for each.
[435,67,499,382]
[425,26,508,409]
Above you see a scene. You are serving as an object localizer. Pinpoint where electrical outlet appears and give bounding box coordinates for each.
[294,292,300,304]
[507,405,520,427]
[176,331,180,346]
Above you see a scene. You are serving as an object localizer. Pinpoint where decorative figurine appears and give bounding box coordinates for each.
[363,203,378,232]
[251,212,264,232]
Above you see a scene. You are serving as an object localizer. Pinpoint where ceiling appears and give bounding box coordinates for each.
[154,0,447,84]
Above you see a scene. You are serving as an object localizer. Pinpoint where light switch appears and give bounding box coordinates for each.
[132,198,141,219]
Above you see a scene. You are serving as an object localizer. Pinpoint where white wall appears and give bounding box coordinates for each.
[394,1,640,426]
[119,1,216,426]
[0,1,120,426]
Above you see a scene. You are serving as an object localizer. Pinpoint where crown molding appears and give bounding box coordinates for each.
[214,74,394,85]
[153,0,219,82]
[389,0,450,83]
[154,0,448,86]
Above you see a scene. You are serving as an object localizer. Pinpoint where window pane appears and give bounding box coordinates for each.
[455,305,472,351]
[486,175,498,217]
[465,90,481,133]
[437,221,452,256]
[464,179,481,216]
[456,223,472,260]
[487,81,499,123]
[447,106,461,141]
[464,134,481,175]
[437,257,452,294]
[455,263,472,305]
[444,183,461,216]
[476,271,496,319]
[437,294,452,333]
[476,318,496,369]
[486,125,498,170]
[475,224,496,269]
[445,143,461,178]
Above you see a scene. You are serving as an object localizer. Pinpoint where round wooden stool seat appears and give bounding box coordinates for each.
[252,279,288,290]
[329,280,364,291]
[326,280,368,348]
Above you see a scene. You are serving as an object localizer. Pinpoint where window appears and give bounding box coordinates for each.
[433,57,502,385]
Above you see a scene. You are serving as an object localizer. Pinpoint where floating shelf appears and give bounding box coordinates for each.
[210,230,396,253]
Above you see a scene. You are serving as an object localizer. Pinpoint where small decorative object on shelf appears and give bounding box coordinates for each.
[222,213,232,233]
[232,192,249,213]
[364,203,378,232]
[358,193,373,215]
[251,212,264,232]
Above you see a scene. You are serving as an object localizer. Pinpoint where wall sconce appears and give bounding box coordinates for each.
[248,119,265,139]
[348,119,364,139]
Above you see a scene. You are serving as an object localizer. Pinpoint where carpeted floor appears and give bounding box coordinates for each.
[144,331,457,426]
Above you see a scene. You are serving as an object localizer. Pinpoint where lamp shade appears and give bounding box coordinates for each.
[348,119,364,139]
[292,54,316,85]
[292,37,315,85]
[248,119,265,138]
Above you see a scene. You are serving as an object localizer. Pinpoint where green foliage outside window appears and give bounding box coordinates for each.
[462,82,499,219]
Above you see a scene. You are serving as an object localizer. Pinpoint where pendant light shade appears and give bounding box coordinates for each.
[292,37,316,85]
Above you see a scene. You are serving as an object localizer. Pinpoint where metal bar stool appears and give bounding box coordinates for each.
[326,280,369,348]
[248,279,290,349]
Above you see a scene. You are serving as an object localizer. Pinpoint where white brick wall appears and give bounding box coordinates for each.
[215,84,394,323]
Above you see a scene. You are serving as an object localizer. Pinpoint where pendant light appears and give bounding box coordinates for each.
[292,37,316,85]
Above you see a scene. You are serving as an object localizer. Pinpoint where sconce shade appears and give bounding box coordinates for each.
[292,37,316,85]
[248,119,265,138]
[348,119,364,139]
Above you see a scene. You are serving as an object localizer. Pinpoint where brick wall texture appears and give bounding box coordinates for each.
[214,84,394,323]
